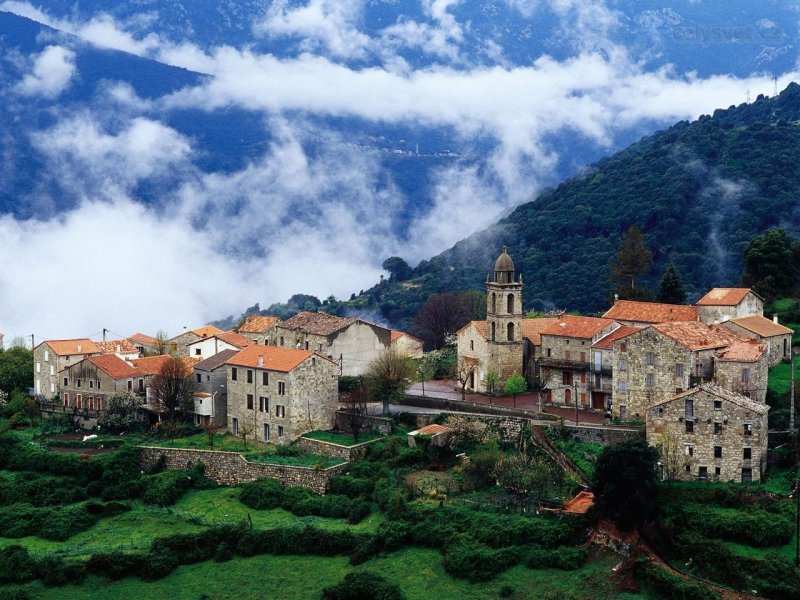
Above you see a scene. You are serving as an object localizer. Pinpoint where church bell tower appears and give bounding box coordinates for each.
[486,246,524,388]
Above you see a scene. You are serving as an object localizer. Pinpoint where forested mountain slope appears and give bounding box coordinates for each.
[348,84,800,327]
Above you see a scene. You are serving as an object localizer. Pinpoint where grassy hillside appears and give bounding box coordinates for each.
[345,84,800,328]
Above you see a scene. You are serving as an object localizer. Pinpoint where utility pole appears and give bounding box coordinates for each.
[791,348,795,433]
[102,328,107,342]
[30,334,34,351]
[574,380,578,425]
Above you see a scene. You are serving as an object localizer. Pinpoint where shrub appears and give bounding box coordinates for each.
[442,534,521,582]
[328,475,373,499]
[40,504,98,541]
[86,552,146,580]
[524,545,585,570]
[0,545,36,584]
[214,542,233,562]
[636,561,720,600]
[322,571,405,600]
[35,555,85,586]
[239,479,285,510]
[141,464,206,506]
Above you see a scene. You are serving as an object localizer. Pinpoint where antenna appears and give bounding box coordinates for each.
[774,76,778,97]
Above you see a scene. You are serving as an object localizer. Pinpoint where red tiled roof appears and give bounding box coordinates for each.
[128,333,158,346]
[716,340,766,363]
[225,345,335,372]
[413,424,450,436]
[651,384,769,414]
[540,315,616,340]
[216,331,254,348]
[592,325,642,349]
[650,322,746,351]
[728,315,794,337]
[602,300,698,324]
[42,339,100,355]
[457,320,489,339]
[96,340,139,355]
[86,354,142,379]
[131,355,197,375]
[520,317,561,345]
[280,311,356,336]
[696,288,759,306]
[190,325,223,338]
[237,315,281,334]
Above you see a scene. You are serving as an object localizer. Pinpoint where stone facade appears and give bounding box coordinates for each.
[485,248,524,390]
[540,334,592,407]
[138,446,347,493]
[714,347,768,405]
[646,385,768,483]
[391,332,423,359]
[168,326,223,357]
[226,348,338,445]
[60,358,144,412]
[33,339,100,399]
[723,317,793,367]
[456,321,490,392]
[237,315,282,346]
[697,289,763,325]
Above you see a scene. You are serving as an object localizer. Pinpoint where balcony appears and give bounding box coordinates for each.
[538,357,590,371]
[40,402,101,419]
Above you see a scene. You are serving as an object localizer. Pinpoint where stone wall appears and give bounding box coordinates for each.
[698,293,763,325]
[456,322,490,393]
[539,334,592,406]
[296,436,382,461]
[415,412,530,443]
[138,446,347,494]
[715,353,768,405]
[397,394,557,421]
[334,410,393,434]
[544,423,643,446]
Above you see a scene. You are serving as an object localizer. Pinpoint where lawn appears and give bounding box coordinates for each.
[768,362,797,401]
[20,547,650,600]
[549,437,603,480]
[302,430,383,446]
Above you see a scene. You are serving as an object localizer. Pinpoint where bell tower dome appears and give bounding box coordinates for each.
[485,246,524,388]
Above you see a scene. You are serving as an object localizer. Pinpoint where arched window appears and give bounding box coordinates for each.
[507,322,514,341]
[507,294,514,314]
[491,293,496,314]
[491,322,496,341]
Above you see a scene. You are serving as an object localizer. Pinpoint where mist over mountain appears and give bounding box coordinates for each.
[1,0,799,341]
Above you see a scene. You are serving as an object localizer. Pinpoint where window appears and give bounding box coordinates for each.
[580,393,586,405]
[684,398,693,418]
[620,343,626,352]
[77,378,81,388]
[305,341,309,350]
[685,420,694,434]
[278,426,284,437]
[49,365,54,375]
[743,423,752,436]
[658,407,664,416]
[89,380,94,389]
[714,446,722,459]
[317,343,322,352]
[207,375,210,382]
[675,363,683,378]
[278,382,286,395]
[685,464,691,473]
[63,393,69,406]
[63,377,68,387]
[127,380,132,391]
[491,322,496,342]
[280,336,284,346]
[98,381,102,390]
[645,373,655,388]
[263,424,270,440]
[743,447,752,460]
[507,293,514,314]
[44,350,49,362]
[741,468,752,483]
[470,340,474,351]
[247,370,253,384]
[195,348,201,356]
[138,378,144,392]
[50,382,54,393]
[196,373,202,383]
[564,389,572,403]
[685,445,693,457]
[247,394,254,410]
[232,368,238,381]
[580,352,586,363]
[76,395,82,408]
[88,397,94,410]
[619,358,627,372]
[698,466,708,480]
[580,371,586,384]
[646,352,654,366]
[741,368,750,383]
[714,400,722,410]
[262,372,269,385]
[491,293,496,313]
[276,405,285,418]
[259,397,268,412]
[507,322,514,341]
[714,422,722,434]
[715,467,721,477]
[232,417,239,436]
[546,348,552,357]
[618,380,628,392]
[564,350,571,361]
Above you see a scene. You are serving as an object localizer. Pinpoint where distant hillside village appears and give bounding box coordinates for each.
[18,247,796,485]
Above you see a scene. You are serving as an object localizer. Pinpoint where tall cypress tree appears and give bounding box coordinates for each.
[657,263,687,304]
[610,225,653,300]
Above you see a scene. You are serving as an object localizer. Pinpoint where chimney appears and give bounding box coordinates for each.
[773,314,779,324]
[614,293,619,303]
[258,355,264,368]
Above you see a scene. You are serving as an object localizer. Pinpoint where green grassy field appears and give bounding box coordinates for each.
[302,430,383,446]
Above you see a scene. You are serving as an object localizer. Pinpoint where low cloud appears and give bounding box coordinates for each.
[16,45,75,98]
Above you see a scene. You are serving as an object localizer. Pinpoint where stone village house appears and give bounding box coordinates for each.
[191,349,238,428]
[236,315,283,345]
[722,315,794,367]
[167,325,224,357]
[186,331,253,361]
[33,339,101,399]
[224,345,338,444]
[646,384,768,483]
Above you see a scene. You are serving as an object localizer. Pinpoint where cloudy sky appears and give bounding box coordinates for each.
[0,0,797,343]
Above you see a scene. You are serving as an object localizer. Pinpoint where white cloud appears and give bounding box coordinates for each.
[16,45,75,98]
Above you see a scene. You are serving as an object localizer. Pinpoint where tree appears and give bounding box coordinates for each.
[454,359,476,402]
[411,292,471,350]
[148,356,195,425]
[0,346,33,395]
[610,225,653,300]
[98,391,144,432]
[495,453,562,505]
[657,263,687,305]
[592,438,660,530]
[482,370,500,401]
[416,354,438,397]
[152,330,170,356]
[364,349,415,414]
[654,428,691,483]
[462,290,487,321]
[340,378,368,442]
[742,228,800,301]
[201,421,225,448]
[504,373,527,408]
[444,415,488,449]
[237,420,254,449]
[382,256,412,281]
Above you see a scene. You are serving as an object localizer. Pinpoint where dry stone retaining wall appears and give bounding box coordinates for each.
[334,411,393,435]
[138,446,347,494]
[295,436,381,461]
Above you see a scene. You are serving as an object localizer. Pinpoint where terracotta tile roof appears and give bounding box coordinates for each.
[190,325,223,338]
[716,340,766,363]
[650,321,746,351]
[696,288,760,306]
[592,325,642,349]
[412,424,450,436]
[237,315,282,334]
[651,384,769,414]
[563,490,594,514]
[225,345,336,372]
[456,321,488,339]
[280,311,356,336]
[540,315,616,340]
[602,300,698,324]
[520,317,561,345]
[194,349,239,372]
[728,315,794,337]
[391,330,422,344]
[86,354,142,379]
[131,355,197,375]
[215,331,254,348]
[42,339,100,355]
[96,340,139,355]
[128,333,158,347]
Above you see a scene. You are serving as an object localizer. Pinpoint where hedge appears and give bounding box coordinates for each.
[322,572,405,600]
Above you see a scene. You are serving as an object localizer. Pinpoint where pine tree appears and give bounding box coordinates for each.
[657,263,687,304]
[610,225,653,300]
